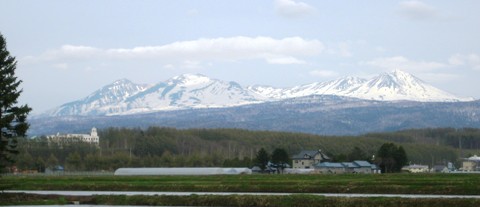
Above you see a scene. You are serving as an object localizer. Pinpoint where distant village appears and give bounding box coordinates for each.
[37,128,480,175]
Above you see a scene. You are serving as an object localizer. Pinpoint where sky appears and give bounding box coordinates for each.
[1,0,480,114]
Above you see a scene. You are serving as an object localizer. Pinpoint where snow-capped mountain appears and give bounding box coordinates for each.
[44,74,264,116]
[348,70,464,101]
[42,70,473,117]
[46,79,148,116]
[249,76,367,99]
[120,74,265,114]
[249,70,471,102]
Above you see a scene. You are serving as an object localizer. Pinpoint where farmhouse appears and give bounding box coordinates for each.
[292,149,330,169]
[315,160,379,174]
[47,127,99,146]
[315,162,345,174]
[461,155,480,171]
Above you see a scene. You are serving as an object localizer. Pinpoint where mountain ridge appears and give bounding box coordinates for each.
[40,70,473,117]
[28,95,480,136]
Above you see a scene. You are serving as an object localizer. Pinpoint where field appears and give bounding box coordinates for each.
[2,173,480,206]
[2,173,480,194]
[4,193,480,207]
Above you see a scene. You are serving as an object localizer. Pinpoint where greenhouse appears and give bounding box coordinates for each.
[114,167,252,175]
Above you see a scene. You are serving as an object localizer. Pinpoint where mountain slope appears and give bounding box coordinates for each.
[41,70,473,117]
[29,96,480,136]
[249,70,470,102]
[43,74,265,116]
[120,74,265,114]
[45,79,148,116]
[348,70,464,101]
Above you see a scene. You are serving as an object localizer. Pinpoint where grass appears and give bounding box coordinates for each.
[2,173,480,195]
[3,193,480,207]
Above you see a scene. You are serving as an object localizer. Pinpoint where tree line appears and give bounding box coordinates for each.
[6,126,452,173]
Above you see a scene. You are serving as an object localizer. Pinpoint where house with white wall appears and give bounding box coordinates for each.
[47,127,99,147]
[292,149,330,169]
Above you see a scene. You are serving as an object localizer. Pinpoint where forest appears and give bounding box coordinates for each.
[11,127,480,172]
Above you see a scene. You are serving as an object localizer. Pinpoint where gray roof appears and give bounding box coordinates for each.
[342,162,356,168]
[292,150,330,160]
[315,160,374,169]
[353,161,372,168]
[316,162,344,168]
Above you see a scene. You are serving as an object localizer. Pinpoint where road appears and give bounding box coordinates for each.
[4,190,480,199]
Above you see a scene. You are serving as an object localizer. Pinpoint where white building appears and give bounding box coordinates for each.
[401,164,429,173]
[47,127,99,146]
[291,149,331,169]
[461,155,480,171]
[114,168,252,176]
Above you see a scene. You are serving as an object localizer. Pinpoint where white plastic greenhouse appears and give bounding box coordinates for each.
[114,167,252,176]
[284,168,314,174]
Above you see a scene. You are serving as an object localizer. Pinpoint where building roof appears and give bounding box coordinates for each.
[316,162,345,168]
[315,160,375,170]
[342,162,356,168]
[465,155,480,161]
[292,149,330,160]
[353,160,372,168]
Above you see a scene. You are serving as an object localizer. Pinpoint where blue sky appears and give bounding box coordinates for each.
[1,0,479,113]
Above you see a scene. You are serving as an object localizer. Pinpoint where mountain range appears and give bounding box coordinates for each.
[41,70,472,117]
[29,95,480,136]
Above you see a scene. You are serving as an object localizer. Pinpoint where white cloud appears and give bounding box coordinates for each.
[398,0,438,20]
[274,0,316,18]
[29,36,324,66]
[49,45,102,60]
[364,56,446,72]
[265,55,306,64]
[309,70,338,78]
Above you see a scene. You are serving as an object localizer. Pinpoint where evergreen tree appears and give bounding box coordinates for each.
[255,148,269,172]
[375,143,408,173]
[394,146,408,172]
[0,33,32,171]
[271,148,289,173]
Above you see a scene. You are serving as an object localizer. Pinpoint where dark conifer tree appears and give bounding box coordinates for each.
[0,33,32,171]
[255,148,269,172]
[271,148,290,173]
[375,143,408,173]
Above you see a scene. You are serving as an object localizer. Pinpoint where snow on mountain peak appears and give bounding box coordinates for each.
[112,78,133,85]
[42,70,474,117]
[170,74,211,86]
[249,69,470,102]
[352,69,469,101]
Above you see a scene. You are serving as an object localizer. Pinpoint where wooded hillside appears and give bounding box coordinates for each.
[12,127,479,172]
